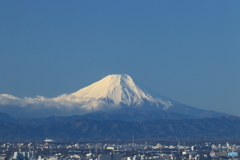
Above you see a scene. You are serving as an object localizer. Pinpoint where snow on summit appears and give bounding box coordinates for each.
[70,74,159,106]
[0,74,174,117]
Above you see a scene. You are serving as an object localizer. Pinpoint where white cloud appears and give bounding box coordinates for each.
[0,94,120,117]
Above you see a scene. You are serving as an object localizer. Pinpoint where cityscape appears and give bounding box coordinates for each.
[1,139,240,160]
[1,1,239,160]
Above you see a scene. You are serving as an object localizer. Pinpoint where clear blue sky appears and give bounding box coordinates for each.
[0,1,239,115]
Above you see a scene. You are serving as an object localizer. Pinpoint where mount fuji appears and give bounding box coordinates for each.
[0,74,229,118]
[67,74,172,109]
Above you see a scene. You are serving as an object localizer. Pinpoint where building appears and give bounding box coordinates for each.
[98,153,122,160]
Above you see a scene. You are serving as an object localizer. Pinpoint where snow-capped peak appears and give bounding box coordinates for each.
[70,74,159,106]
[0,74,174,117]
[0,74,229,118]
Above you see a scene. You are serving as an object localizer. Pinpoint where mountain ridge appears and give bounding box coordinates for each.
[0,109,229,126]
[0,74,231,118]
[0,116,239,141]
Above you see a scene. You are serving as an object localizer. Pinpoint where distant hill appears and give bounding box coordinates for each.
[0,116,240,141]
[0,108,229,126]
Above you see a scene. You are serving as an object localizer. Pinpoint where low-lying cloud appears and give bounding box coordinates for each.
[0,94,120,117]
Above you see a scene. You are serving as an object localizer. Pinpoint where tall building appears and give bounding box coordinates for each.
[12,151,35,160]
[98,153,122,160]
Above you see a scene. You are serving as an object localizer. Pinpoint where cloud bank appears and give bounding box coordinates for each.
[0,94,120,117]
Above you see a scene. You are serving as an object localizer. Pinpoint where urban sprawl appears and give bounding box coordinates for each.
[0,139,239,160]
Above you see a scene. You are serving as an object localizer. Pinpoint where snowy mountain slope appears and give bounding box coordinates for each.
[71,74,156,105]
[67,74,172,108]
[0,74,230,118]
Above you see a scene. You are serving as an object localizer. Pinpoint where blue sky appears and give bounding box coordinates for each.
[0,1,240,115]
